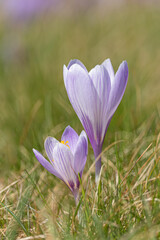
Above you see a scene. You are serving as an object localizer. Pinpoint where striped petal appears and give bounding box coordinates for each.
[52,143,77,191]
[61,125,79,154]
[74,130,88,176]
[102,58,115,83]
[67,59,88,72]
[64,63,98,148]
[89,64,111,144]
[33,149,62,180]
[107,61,128,121]
[44,137,59,163]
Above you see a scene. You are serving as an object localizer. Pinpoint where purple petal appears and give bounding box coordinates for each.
[64,63,98,148]
[33,149,62,179]
[61,125,79,154]
[52,143,77,191]
[63,60,88,88]
[67,59,88,72]
[89,64,111,143]
[89,65,111,103]
[102,58,115,82]
[44,137,59,163]
[74,130,88,176]
[107,61,128,120]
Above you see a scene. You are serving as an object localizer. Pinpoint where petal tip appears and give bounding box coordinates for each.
[63,64,67,71]
[65,125,72,131]
[44,136,50,146]
[122,60,129,77]
[67,59,88,72]
[33,148,38,155]
[122,60,128,68]
[105,58,111,63]
[67,59,79,70]
[81,130,88,139]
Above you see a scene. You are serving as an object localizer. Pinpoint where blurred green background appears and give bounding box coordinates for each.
[0,1,160,183]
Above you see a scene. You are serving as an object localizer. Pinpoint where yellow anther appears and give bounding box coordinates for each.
[61,140,70,148]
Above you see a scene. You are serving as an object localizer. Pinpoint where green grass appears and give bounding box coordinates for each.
[0,4,160,239]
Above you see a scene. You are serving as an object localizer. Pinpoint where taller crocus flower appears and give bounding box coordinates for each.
[63,59,128,183]
[33,126,88,203]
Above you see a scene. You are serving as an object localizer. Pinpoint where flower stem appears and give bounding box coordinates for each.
[73,189,82,223]
[73,189,79,206]
[94,145,102,185]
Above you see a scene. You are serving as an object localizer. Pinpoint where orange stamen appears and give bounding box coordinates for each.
[61,140,70,148]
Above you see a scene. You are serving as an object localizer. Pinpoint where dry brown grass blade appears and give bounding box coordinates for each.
[155,132,160,159]
[133,113,155,145]
[141,133,160,187]
[127,113,155,170]
[17,235,45,240]
[103,158,124,181]
[141,174,160,184]
[133,158,155,190]
[146,157,160,187]
[0,180,20,195]
[127,142,144,170]
[0,229,6,238]
[120,143,152,187]
[130,147,160,189]
[0,163,39,197]
[83,140,125,184]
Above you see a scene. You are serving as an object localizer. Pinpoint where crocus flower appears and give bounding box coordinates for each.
[33,126,88,203]
[63,59,128,183]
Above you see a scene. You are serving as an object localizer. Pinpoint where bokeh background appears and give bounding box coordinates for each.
[0,1,160,238]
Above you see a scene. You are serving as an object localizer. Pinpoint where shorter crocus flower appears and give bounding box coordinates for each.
[63,59,128,183]
[33,126,88,203]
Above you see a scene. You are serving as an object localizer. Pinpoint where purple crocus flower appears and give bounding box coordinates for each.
[33,126,88,203]
[63,59,128,183]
